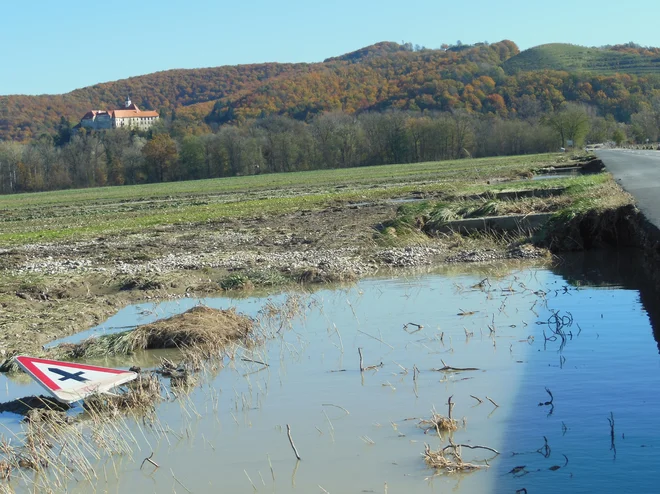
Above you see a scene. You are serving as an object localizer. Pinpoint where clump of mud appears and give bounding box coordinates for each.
[119,275,165,291]
[54,305,254,359]
[295,268,357,284]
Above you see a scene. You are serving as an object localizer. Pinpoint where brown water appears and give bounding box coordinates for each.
[2,253,660,493]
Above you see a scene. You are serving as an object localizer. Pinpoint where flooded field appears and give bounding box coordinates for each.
[1,251,660,493]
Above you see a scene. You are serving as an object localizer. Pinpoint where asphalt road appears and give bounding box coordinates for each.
[596,149,660,229]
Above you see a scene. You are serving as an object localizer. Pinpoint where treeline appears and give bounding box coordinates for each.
[0,102,641,194]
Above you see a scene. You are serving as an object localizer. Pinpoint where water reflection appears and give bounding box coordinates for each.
[495,248,660,493]
[553,249,660,352]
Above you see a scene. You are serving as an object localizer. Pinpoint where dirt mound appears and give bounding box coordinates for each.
[54,306,254,358]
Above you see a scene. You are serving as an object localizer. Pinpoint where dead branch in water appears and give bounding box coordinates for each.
[486,396,499,408]
[403,322,424,333]
[441,443,500,456]
[470,395,483,404]
[358,347,383,372]
[241,357,269,367]
[538,387,554,416]
[140,452,159,470]
[537,436,551,458]
[432,360,479,372]
[286,424,301,460]
[538,387,554,406]
[608,412,616,459]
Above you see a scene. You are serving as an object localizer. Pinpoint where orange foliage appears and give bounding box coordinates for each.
[4,39,660,141]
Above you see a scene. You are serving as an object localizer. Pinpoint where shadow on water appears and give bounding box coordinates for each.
[552,248,660,353]
[495,248,660,494]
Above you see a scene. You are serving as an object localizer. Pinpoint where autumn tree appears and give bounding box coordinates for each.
[143,134,178,182]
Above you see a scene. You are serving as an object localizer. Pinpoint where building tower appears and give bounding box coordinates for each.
[125,96,131,108]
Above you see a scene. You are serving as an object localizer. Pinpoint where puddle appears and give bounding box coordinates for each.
[350,197,427,207]
[2,252,660,493]
[388,197,426,204]
[532,172,578,181]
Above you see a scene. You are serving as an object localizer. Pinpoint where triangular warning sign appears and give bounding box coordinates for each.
[15,356,138,404]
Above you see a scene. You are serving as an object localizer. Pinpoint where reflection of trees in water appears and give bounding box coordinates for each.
[552,249,660,353]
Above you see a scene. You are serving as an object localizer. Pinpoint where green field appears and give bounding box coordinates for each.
[0,154,561,245]
[503,44,660,75]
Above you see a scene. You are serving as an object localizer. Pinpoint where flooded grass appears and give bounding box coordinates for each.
[1,254,660,492]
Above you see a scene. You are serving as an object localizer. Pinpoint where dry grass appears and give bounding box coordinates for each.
[423,443,488,473]
[0,402,141,490]
[82,373,162,415]
[418,411,458,435]
[52,305,254,359]
[257,294,308,335]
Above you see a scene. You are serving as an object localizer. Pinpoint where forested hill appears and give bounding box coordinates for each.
[3,40,660,141]
[0,62,311,141]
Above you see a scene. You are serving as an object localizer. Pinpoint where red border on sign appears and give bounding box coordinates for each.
[16,356,125,392]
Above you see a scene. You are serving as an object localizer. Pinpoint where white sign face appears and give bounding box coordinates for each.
[15,356,138,404]
[566,140,574,146]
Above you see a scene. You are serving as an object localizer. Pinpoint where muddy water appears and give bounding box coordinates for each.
[2,252,660,493]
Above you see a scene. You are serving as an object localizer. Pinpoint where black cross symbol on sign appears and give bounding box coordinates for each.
[48,368,90,382]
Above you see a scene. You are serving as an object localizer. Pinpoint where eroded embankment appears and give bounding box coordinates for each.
[377,156,652,259]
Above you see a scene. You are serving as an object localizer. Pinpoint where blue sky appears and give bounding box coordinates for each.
[1,0,659,95]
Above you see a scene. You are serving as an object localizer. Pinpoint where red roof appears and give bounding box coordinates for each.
[112,109,159,118]
[82,110,111,120]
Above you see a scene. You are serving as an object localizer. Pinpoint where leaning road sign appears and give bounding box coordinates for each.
[15,356,138,404]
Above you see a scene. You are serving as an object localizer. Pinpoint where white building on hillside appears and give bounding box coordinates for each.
[80,97,159,131]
